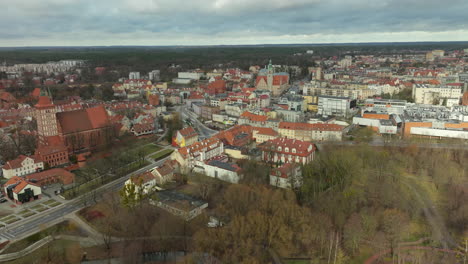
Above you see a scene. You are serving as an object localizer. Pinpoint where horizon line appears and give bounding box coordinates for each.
[1,40,468,49]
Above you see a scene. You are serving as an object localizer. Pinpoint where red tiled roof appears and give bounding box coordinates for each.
[31,88,41,97]
[26,168,75,185]
[178,137,222,158]
[253,127,278,137]
[4,176,40,194]
[57,105,109,134]
[178,127,198,138]
[3,155,42,170]
[35,96,54,108]
[240,111,268,122]
[259,137,316,157]
[131,171,155,185]
[256,75,289,86]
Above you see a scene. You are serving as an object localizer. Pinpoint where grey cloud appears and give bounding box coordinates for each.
[0,0,467,45]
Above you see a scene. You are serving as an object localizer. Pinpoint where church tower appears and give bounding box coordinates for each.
[266,59,273,91]
[35,90,58,145]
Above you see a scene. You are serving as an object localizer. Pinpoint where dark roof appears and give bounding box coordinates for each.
[207,160,241,172]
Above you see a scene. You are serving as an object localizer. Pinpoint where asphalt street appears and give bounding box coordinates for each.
[0,157,169,242]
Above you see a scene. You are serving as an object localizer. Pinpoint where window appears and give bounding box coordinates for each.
[292,148,296,153]
[278,147,282,151]
[285,147,289,152]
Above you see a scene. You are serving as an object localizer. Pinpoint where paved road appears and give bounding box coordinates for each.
[0,157,170,242]
[180,105,218,139]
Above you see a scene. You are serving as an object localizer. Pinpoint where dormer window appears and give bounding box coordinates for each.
[278,147,282,151]
[292,148,296,153]
[285,147,289,152]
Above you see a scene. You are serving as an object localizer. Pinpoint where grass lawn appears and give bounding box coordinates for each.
[31,204,48,212]
[149,149,174,160]
[3,217,20,224]
[6,239,81,264]
[138,144,162,156]
[18,210,36,218]
[0,215,17,222]
[42,199,58,206]
[48,201,61,207]
[62,160,150,199]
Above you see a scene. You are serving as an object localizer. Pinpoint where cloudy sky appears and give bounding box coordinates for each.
[1,0,468,46]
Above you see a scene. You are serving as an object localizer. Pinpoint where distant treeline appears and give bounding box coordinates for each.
[1,42,467,73]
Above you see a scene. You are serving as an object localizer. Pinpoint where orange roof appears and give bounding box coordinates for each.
[253,127,278,136]
[259,137,315,157]
[215,125,253,145]
[240,111,268,122]
[178,137,222,158]
[4,176,39,194]
[31,88,41,97]
[35,96,54,108]
[178,127,198,138]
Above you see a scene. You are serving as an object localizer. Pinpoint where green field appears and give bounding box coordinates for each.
[149,149,174,160]
[137,144,162,156]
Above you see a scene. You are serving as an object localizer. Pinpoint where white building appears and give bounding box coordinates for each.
[413,84,462,105]
[178,71,204,80]
[317,96,354,117]
[2,155,44,179]
[148,70,160,81]
[4,176,42,204]
[193,160,242,184]
[129,72,141,79]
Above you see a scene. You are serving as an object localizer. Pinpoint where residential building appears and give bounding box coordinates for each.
[171,137,224,172]
[278,122,343,141]
[270,163,302,189]
[252,127,278,144]
[129,72,141,79]
[413,84,462,105]
[173,127,199,147]
[148,70,160,81]
[215,125,252,147]
[258,137,316,165]
[2,155,44,179]
[4,176,42,204]
[201,105,220,121]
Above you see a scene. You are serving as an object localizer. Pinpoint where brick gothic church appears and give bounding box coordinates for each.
[34,92,114,167]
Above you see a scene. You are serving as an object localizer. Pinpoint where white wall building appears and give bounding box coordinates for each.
[129,72,141,79]
[318,96,354,117]
[2,155,44,179]
[193,160,242,184]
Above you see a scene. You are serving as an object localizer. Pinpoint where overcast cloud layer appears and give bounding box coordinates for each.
[1,0,467,46]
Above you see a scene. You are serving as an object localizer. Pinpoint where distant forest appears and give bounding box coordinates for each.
[1,42,467,74]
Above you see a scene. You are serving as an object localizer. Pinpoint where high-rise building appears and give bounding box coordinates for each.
[129,71,140,79]
[148,70,160,81]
